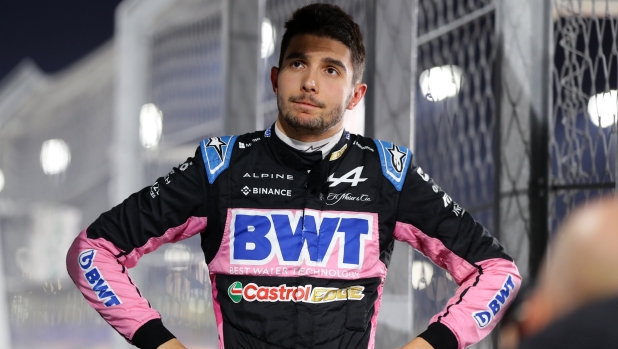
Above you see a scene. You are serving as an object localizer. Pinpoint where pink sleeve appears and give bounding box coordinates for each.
[394,221,521,349]
[66,216,207,342]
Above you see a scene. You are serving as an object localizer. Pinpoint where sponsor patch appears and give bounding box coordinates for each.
[353,141,374,152]
[373,140,411,191]
[241,187,292,197]
[227,282,364,303]
[200,135,237,184]
[472,274,516,328]
[327,166,367,187]
[417,167,429,181]
[243,173,293,180]
[230,209,373,269]
[329,144,348,161]
[78,250,122,307]
[325,192,371,206]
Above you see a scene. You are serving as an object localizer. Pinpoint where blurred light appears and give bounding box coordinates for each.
[411,260,434,290]
[419,65,463,102]
[261,18,276,59]
[140,103,163,148]
[40,139,71,175]
[0,168,4,193]
[588,90,617,128]
[445,271,453,281]
[164,244,192,271]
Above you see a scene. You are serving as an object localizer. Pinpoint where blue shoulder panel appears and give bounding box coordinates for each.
[200,135,238,184]
[373,139,412,191]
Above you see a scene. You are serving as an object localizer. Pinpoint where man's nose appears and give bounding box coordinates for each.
[301,69,318,93]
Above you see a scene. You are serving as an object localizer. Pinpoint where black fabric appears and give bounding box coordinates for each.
[86,147,208,254]
[519,296,618,349]
[418,322,458,349]
[396,163,512,264]
[131,318,176,349]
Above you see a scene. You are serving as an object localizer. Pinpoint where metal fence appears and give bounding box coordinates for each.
[550,0,618,236]
[412,1,497,347]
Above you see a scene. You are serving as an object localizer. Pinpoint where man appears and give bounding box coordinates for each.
[67,4,520,349]
[516,196,618,349]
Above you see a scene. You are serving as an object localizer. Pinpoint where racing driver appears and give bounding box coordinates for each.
[67,3,521,349]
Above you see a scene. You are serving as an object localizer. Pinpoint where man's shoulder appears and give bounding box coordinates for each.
[199,129,266,184]
[351,135,413,192]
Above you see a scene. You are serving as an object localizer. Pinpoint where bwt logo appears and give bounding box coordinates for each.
[230,209,373,269]
[78,250,122,307]
[472,274,516,328]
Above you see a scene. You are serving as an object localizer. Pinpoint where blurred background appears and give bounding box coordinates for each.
[0,0,616,348]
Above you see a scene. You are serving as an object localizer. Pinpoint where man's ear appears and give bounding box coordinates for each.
[346,83,367,110]
[270,66,279,94]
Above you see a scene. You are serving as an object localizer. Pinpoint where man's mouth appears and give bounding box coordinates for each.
[289,95,325,109]
[294,101,320,108]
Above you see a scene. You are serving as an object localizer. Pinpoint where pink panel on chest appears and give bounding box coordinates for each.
[208,208,386,280]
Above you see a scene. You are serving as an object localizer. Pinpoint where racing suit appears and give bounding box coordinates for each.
[67,126,521,349]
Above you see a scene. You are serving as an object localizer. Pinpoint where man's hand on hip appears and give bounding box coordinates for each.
[398,337,435,349]
[157,338,187,349]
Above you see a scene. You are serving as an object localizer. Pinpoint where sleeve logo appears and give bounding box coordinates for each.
[472,274,516,328]
[77,250,122,307]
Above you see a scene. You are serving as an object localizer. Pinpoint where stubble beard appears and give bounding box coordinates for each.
[277,93,352,135]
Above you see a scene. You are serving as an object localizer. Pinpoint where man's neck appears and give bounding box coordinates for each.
[274,121,344,159]
[275,118,344,142]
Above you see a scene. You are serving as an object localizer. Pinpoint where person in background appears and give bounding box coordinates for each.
[517,196,618,349]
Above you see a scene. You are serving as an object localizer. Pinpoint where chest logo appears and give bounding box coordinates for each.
[227,281,364,304]
[327,166,367,187]
[230,209,373,269]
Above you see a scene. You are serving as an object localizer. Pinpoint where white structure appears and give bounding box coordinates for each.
[0,43,115,348]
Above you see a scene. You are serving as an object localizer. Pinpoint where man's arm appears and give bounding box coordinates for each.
[158,339,188,349]
[400,337,434,349]
[394,162,521,349]
[66,147,208,349]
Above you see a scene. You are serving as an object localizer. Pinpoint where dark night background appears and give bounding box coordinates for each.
[0,0,123,82]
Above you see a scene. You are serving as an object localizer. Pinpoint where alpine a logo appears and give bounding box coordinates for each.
[230,209,373,269]
[327,166,367,187]
[472,274,516,328]
[78,250,122,307]
[227,281,364,304]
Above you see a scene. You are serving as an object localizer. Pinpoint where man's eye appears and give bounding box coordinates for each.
[326,68,338,75]
[292,61,303,68]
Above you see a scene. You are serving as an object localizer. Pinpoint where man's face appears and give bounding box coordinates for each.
[271,34,365,137]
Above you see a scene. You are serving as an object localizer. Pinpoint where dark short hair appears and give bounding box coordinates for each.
[278,3,366,84]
